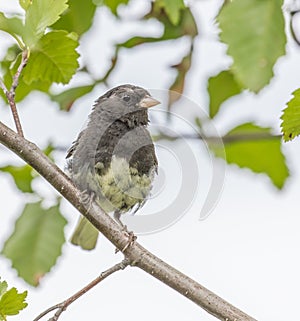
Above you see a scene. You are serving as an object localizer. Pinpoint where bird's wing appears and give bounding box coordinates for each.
[66,130,85,159]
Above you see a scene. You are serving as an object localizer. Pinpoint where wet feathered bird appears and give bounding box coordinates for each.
[66,84,160,250]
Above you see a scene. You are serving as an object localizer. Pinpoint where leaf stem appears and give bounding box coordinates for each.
[0,311,7,321]
[11,33,25,50]
[32,259,130,321]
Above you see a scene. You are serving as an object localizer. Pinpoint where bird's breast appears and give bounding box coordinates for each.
[94,156,155,213]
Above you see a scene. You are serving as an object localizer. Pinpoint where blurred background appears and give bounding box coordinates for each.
[1,0,300,320]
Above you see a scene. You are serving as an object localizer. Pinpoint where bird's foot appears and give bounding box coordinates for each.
[115,227,137,254]
[113,210,136,253]
[121,230,137,252]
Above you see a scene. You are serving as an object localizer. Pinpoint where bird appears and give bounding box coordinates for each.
[66,84,160,250]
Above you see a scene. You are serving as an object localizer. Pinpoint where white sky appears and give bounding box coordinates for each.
[1,1,300,321]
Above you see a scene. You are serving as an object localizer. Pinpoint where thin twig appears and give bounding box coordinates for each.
[33,259,130,321]
[0,49,28,137]
[0,77,8,94]
[6,91,24,137]
[153,131,282,143]
[11,50,28,93]
[31,305,62,321]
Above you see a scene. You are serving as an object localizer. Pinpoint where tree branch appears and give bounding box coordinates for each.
[153,131,282,143]
[33,259,130,321]
[0,120,257,321]
[0,50,28,137]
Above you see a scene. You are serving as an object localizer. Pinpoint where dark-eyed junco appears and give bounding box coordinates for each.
[66,84,160,250]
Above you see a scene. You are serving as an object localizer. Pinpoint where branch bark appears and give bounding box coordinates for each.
[0,120,257,321]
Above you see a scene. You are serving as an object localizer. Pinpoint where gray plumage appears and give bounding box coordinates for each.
[67,84,159,250]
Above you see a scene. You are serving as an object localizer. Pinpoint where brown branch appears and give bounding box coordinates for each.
[153,131,282,143]
[0,121,257,321]
[6,91,24,137]
[0,50,28,137]
[12,50,28,92]
[33,259,130,321]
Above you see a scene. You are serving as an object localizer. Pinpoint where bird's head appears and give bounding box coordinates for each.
[103,84,160,109]
[92,84,160,127]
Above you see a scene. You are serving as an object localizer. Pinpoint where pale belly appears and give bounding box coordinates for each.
[84,157,154,213]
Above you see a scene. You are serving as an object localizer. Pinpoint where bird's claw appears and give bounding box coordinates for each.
[121,230,137,252]
[115,228,137,254]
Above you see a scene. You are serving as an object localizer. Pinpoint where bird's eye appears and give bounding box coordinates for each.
[123,95,130,102]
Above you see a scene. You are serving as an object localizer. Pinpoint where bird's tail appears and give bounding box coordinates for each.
[70,216,99,250]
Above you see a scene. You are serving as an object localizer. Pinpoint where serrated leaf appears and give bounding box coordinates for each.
[24,0,68,46]
[0,164,34,193]
[0,12,24,39]
[51,85,95,111]
[211,123,289,189]
[0,288,27,316]
[23,31,79,85]
[168,50,192,109]
[53,0,96,36]
[155,0,185,25]
[1,50,50,102]
[1,202,67,286]
[281,88,300,142]
[218,0,286,92]
[0,279,27,319]
[208,70,242,118]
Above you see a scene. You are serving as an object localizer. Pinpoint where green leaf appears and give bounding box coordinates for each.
[51,85,95,111]
[24,0,68,46]
[0,164,34,193]
[208,70,242,118]
[1,49,50,102]
[0,12,24,40]
[23,31,79,85]
[0,288,27,316]
[1,202,67,286]
[43,143,56,159]
[168,50,192,109]
[211,123,289,189]
[0,279,27,319]
[118,4,197,48]
[19,0,31,11]
[281,88,300,142]
[96,0,129,15]
[218,0,286,92]
[53,0,96,36]
[155,0,185,25]
[0,281,8,298]
[0,145,54,193]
